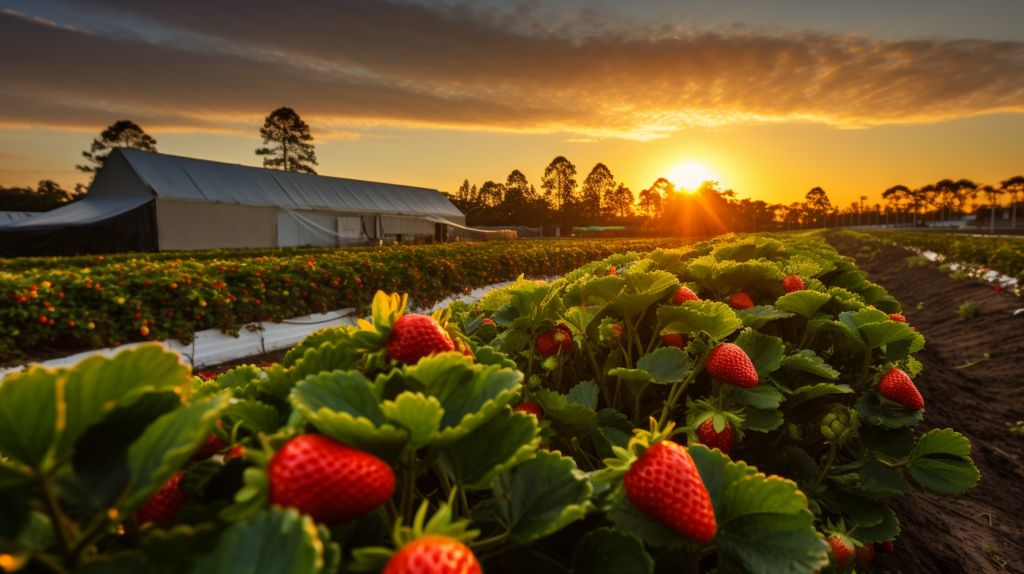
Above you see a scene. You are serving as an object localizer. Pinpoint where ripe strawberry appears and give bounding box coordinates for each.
[855,541,875,568]
[557,322,571,335]
[828,534,854,567]
[672,286,699,305]
[610,324,623,342]
[226,445,246,460]
[783,275,804,293]
[133,472,187,525]
[192,421,229,460]
[888,313,907,323]
[661,333,685,349]
[728,292,754,310]
[608,267,617,276]
[624,441,716,544]
[696,418,733,455]
[269,434,395,526]
[877,368,924,410]
[386,314,456,364]
[481,318,496,328]
[536,329,573,358]
[513,401,542,421]
[382,536,481,574]
[706,343,758,388]
[880,540,895,552]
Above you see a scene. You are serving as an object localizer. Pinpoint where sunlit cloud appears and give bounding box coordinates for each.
[1,2,1022,141]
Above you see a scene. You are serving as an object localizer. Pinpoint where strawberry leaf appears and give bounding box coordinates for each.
[855,393,923,429]
[436,406,539,490]
[857,455,912,498]
[566,381,600,409]
[658,301,741,341]
[774,290,832,319]
[907,429,979,495]
[733,328,784,377]
[729,386,784,410]
[571,527,654,574]
[733,305,795,329]
[283,327,351,367]
[847,500,901,543]
[0,367,60,470]
[534,389,599,438]
[779,350,840,380]
[225,400,281,434]
[606,496,691,548]
[192,508,325,574]
[380,392,444,450]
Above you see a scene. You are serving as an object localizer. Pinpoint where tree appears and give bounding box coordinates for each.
[77,120,158,173]
[980,185,1003,234]
[606,184,635,218]
[1000,176,1024,230]
[637,188,662,218]
[951,179,978,217]
[0,180,83,211]
[541,156,578,233]
[478,181,504,208]
[882,185,909,225]
[255,107,319,174]
[580,163,615,221]
[802,187,832,227]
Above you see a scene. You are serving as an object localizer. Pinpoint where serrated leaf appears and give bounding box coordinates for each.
[225,400,280,434]
[860,426,915,459]
[734,306,795,329]
[853,502,901,543]
[858,456,911,496]
[437,407,539,491]
[566,381,600,410]
[572,527,654,574]
[779,350,840,380]
[733,328,784,377]
[908,456,979,495]
[658,301,741,341]
[635,347,693,383]
[736,407,784,432]
[911,428,973,459]
[858,321,918,350]
[774,290,832,319]
[192,508,323,574]
[493,450,592,545]
[0,367,59,470]
[283,327,351,368]
[380,393,444,450]
[855,393,922,429]
[731,386,784,410]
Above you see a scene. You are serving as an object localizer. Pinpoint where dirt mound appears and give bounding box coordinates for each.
[828,234,1024,574]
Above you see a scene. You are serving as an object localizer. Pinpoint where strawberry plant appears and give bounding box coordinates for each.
[0,233,979,573]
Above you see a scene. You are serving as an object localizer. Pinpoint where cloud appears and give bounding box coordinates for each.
[1,2,1022,140]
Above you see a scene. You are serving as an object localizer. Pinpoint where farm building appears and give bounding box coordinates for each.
[0,148,472,256]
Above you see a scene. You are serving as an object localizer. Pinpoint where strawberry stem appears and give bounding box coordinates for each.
[811,443,839,493]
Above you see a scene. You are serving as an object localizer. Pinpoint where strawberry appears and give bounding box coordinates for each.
[609,324,623,342]
[608,267,617,276]
[623,441,716,544]
[877,368,924,410]
[706,343,759,388]
[880,540,895,552]
[728,292,754,310]
[855,541,875,567]
[192,421,229,460]
[557,322,571,335]
[386,314,456,364]
[888,313,907,323]
[661,333,686,349]
[828,533,854,567]
[197,371,218,381]
[672,286,699,305]
[133,472,187,525]
[481,318,496,328]
[226,445,246,460]
[536,329,573,358]
[269,434,395,526]
[513,401,542,421]
[783,275,804,293]
[696,418,733,455]
[382,535,482,574]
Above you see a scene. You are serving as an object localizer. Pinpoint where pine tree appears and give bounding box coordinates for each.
[76,120,157,173]
[255,107,319,174]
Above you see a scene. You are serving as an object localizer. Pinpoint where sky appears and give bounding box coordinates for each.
[1,0,1023,208]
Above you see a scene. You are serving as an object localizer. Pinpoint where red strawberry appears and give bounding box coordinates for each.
[888,313,907,323]
[608,267,617,276]
[197,371,217,380]
[783,275,804,293]
[880,540,895,552]
[706,343,758,388]
[828,534,854,567]
[855,542,875,568]
[557,322,572,335]
[382,535,482,574]
[624,441,716,543]
[192,421,229,460]
[672,286,699,305]
[877,368,924,410]
[513,401,542,421]
[661,333,685,349]
[728,292,754,310]
[226,445,246,460]
[610,324,623,340]
[269,435,395,526]
[481,318,496,328]
[386,314,456,364]
[696,418,733,455]
[133,472,187,525]
[536,329,572,358]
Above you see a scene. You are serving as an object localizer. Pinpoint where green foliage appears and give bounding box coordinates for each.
[956,301,978,319]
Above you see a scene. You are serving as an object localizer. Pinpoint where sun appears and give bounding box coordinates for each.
[668,163,715,191]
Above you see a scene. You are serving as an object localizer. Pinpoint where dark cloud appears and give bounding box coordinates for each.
[2,1,1023,140]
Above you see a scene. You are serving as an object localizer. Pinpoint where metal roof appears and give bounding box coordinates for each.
[113,148,463,218]
[0,211,42,226]
[6,197,153,227]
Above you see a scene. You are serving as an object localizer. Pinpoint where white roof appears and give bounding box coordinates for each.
[5,197,152,227]
[0,211,42,226]
[114,148,463,219]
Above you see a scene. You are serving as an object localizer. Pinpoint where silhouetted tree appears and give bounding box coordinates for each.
[1000,176,1024,229]
[951,179,978,217]
[0,180,83,211]
[803,187,832,227]
[77,120,158,173]
[255,107,318,174]
[478,181,504,208]
[541,156,578,233]
[605,183,635,218]
[580,163,615,221]
[882,185,909,225]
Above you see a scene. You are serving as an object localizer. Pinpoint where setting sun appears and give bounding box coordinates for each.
[668,163,715,190]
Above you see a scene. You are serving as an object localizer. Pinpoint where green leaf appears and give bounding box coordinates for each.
[380,393,444,450]
[734,306,795,329]
[858,456,910,497]
[492,450,592,545]
[733,328,784,378]
[731,386,784,410]
[774,290,832,319]
[908,429,979,495]
[855,393,922,429]
[860,426,915,460]
[783,384,851,408]
[606,496,689,548]
[191,508,323,574]
[534,389,600,438]
[736,407,784,432]
[778,350,840,380]
[911,428,973,459]
[572,527,654,574]
[437,407,539,490]
[125,393,229,511]
[225,400,280,434]
[658,301,741,341]
[848,500,901,543]
[283,327,351,367]
[858,322,918,350]
[0,367,59,470]
[635,347,692,383]
[566,381,600,410]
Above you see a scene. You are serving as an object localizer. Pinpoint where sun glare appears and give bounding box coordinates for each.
[669,163,715,191]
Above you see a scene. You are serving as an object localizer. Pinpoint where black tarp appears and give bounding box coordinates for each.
[0,198,157,257]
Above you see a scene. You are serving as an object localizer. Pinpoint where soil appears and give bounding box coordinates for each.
[194,348,289,376]
[828,234,1024,574]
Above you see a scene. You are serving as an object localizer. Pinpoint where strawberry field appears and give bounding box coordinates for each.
[0,233,983,574]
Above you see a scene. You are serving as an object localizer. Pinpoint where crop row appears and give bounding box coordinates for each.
[0,238,692,362]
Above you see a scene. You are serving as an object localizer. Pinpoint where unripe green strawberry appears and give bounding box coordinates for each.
[382,535,481,574]
[192,420,228,460]
[728,292,754,310]
[888,313,907,323]
[672,286,699,305]
[661,333,686,349]
[623,441,716,544]
[269,435,395,526]
[706,343,758,388]
[536,328,572,358]
[878,368,924,410]
[133,472,187,525]
[855,541,875,567]
[783,275,804,293]
[513,401,542,421]
[828,533,854,567]
[386,314,455,364]
[696,418,733,455]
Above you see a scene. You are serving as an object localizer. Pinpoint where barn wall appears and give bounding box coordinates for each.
[156,199,276,251]
[87,151,154,199]
[380,215,436,236]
